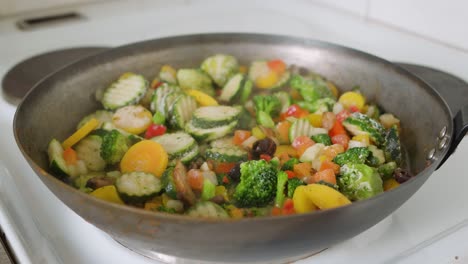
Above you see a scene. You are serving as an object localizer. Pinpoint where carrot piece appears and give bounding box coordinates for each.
[320,161,340,175]
[329,120,347,137]
[276,121,291,144]
[62,118,99,149]
[233,130,252,145]
[120,140,168,177]
[312,169,336,185]
[62,147,78,165]
[187,169,204,191]
[271,206,282,216]
[293,163,312,178]
[285,170,296,179]
[213,162,236,174]
[282,198,295,215]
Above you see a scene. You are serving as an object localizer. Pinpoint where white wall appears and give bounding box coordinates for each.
[311,0,468,51]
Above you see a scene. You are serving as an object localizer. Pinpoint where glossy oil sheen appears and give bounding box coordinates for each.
[13,33,453,263]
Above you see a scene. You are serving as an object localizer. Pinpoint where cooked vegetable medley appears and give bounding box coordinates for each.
[47,55,411,218]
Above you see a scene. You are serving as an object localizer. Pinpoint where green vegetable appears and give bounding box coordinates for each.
[311,133,332,146]
[205,146,248,163]
[290,74,333,102]
[253,95,281,127]
[366,104,381,120]
[75,135,106,172]
[235,106,255,130]
[77,110,113,129]
[286,177,305,198]
[100,130,129,165]
[157,206,177,214]
[191,105,241,129]
[270,156,280,168]
[234,160,278,207]
[333,147,371,166]
[152,111,166,125]
[200,54,239,87]
[343,112,386,147]
[201,179,216,201]
[377,161,397,180]
[102,73,148,110]
[275,171,288,207]
[338,163,383,201]
[115,172,162,203]
[384,125,402,165]
[368,145,385,165]
[161,167,177,199]
[176,69,214,96]
[187,201,229,218]
[219,73,244,103]
[297,98,336,113]
[282,158,299,171]
[168,94,197,129]
[74,172,105,192]
[273,91,292,113]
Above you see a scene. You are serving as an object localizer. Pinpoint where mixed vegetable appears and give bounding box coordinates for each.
[47,55,411,218]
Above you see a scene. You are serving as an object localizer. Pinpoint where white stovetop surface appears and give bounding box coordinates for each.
[1,1,468,263]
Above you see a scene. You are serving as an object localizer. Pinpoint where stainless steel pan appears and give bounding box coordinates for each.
[13,33,468,263]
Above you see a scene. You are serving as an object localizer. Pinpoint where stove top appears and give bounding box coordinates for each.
[1,1,468,263]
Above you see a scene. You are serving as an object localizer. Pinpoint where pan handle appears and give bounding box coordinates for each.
[395,63,468,169]
[438,105,468,169]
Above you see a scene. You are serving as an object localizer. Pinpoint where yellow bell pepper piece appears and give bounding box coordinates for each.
[215,186,229,202]
[185,89,218,106]
[161,65,177,79]
[251,126,266,140]
[90,185,124,205]
[62,118,99,149]
[274,145,298,158]
[338,91,365,110]
[144,196,163,211]
[352,134,370,145]
[383,179,400,191]
[293,184,351,213]
[255,71,278,89]
[293,186,318,213]
[308,113,323,127]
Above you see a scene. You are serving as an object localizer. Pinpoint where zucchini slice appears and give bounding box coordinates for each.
[210,137,235,148]
[219,73,244,103]
[200,54,239,87]
[74,135,106,171]
[180,144,200,164]
[187,201,229,218]
[150,83,180,113]
[168,95,197,129]
[274,91,292,113]
[161,167,177,199]
[239,79,253,104]
[102,73,148,110]
[116,172,162,203]
[205,146,248,163]
[177,69,215,96]
[77,110,113,130]
[191,106,241,129]
[152,132,197,159]
[185,120,238,142]
[48,138,70,177]
[288,118,327,142]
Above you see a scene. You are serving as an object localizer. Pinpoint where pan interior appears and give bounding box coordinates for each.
[15,33,450,187]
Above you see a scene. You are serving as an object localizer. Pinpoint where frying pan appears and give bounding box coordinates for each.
[13,33,468,263]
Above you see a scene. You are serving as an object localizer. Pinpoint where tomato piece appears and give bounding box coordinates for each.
[144,124,167,139]
[285,170,296,179]
[349,105,360,113]
[312,169,337,185]
[292,135,315,149]
[267,59,286,74]
[331,134,350,150]
[271,206,282,216]
[222,175,230,184]
[281,104,309,120]
[260,154,272,162]
[329,120,347,137]
[319,161,340,174]
[187,169,204,191]
[63,147,78,165]
[336,110,351,123]
[282,198,295,215]
[233,130,252,145]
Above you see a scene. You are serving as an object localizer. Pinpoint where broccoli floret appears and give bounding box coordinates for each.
[273,91,292,112]
[157,205,177,214]
[343,112,386,147]
[290,74,333,102]
[384,125,402,165]
[286,177,305,198]
[100,129,129,164]
[333,147,371,166]
[176,69,215,96]
[377,161,397,181]
[253,95,281,127]
[311,133,332,146]
[233,160,278,207]
[297,98,336,113]
[281,158,299,171]
[275,171,288,207]
[338,163,383,201]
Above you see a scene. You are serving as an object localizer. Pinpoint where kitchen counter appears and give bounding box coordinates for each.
[1,1,468,263]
